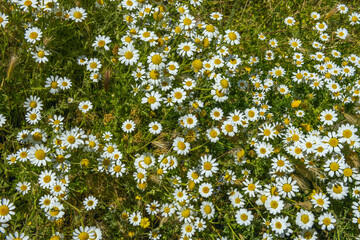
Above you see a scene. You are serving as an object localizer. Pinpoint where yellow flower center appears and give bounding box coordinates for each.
[248,183,255,191]
[37,51,45,58]
[0,205,10,216]
[203,162,212,170]
[301,215,309,224]
[329,138,338,147]
[35,149,45,160]
[78,232,89,240]
[151,55,162,65]
[177,141,186,150]
[125,51,133,59]
[282,183,292,192]
[182,209,190,218]
[228,32,237,40]
[270,201,278,209]
[73,12,83,19]
[114,166,122,172]
[29,32,38,39]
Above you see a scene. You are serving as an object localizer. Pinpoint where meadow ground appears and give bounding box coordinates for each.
[1,0,360,239]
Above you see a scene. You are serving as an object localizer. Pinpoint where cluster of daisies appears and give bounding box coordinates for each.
[2,0,360,239]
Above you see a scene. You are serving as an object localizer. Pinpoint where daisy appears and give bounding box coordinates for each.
[210,107,223,120]
[269,38,278,48]
[270,216,293,236]
[206,127,220,143]
[182,78,196,90]
[177,207,195,223]
[254,141,273,159]
[177,42,196,57]
[295,210,314,230]
[242,178,261,197]
[60,129,84,150]
[0,198,16,222]
[141,91,163,110]
[284,16,296,26]
[335,27,348,39]
[318,212,336,231]
[28,144,51,166]
[118,44,140,66]
[338,124,358,144]
[59,77,72,90]
[245,107,259,121]
[147,52,166,70]
[32,46,50,63]
[72,226,95,240]
[149,121,162,134]
[6,153,17,165]
[83,196,98,210]
[5,232,29,240]
[320,109,338,125]
[0,13,9,28]
[311,192,330,210]
[265,195,284,215]
[46,201,65,221]
[161,203,175,217]
[210,12,222,20]
[195,217,206,232]
[50,180,66,197]
[181,223,195,237]
[224,30,240,45]
[202,24,219,39]
[92,35,111,51]
[78,101,93,113]
[324,157,345,177]
[199,182,213,198]
[322,131,343,154]
[38,170,56,189]
[327,181,348,200]
[69,7,87,22]
[235,208,253,226]
[315,22,327,32]
[310,12,320,20]
[49,115,64,132]
[0,113,6,127]
[87,58,102,72]
[24,27,42,44]
[171,88,186,104]
[289,38,302,50]
[122,120,136,133]
[229,191,245,208]
[349,12,360,25]
[103,131,112,141]
[146,201,160,216]
[173,137,190,155]
[258,33,266,40]
[16,148,29,162]
[258,123,277,141]
[200,155,219,177]
[25,109,42,125]
[16,182,31,195]
[276,176,299,199]
[45,75,61,94]
[167,61,179,75]
[200,201,215,219]
[221,120,238,137]
[337,4,348,14]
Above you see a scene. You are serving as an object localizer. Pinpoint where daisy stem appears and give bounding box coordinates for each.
[60,198,84,227]
[190,140,209,151]
[227,221,241,240]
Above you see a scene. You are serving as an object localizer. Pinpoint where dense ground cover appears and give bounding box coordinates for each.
[1,0,360,239]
